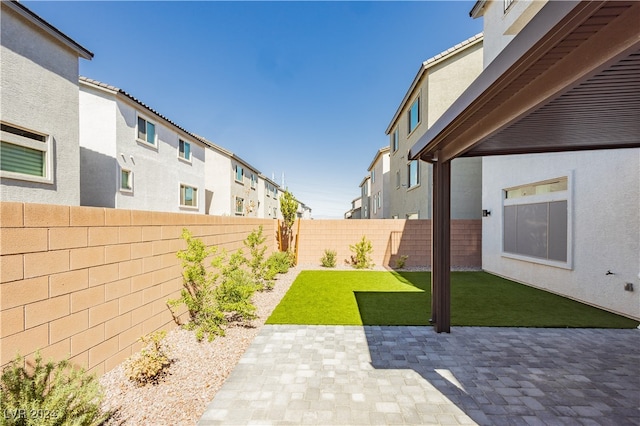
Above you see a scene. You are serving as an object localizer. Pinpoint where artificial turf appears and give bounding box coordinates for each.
[266,271,639,328]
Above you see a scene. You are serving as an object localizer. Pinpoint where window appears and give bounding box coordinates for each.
[137,116,156,146]
[0,123,51,183]
[503,177,570,266]
[408,97,420,134]
[273,186,278,198]
[364,204,368,218]
[120,168,133,192]
[373,194,378,214]
[250,173,257,189]
[392,128,399,152]
[273,207,278,217]
[178,139,191,161]
[180,184,198,208]
[235,165,243,183]
[504,0,515,13]
[235,196,244,215]
[377,191,381,209]
[408,160,420,188]
[371,169,375,183]
[396,170,400,188]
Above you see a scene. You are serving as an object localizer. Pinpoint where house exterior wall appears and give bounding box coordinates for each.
[261,177,281,220]
[0,4,84,205]
[79,83,206,214]
[369,150,390,219]
[360,177,371,219]
[482,150,639,320]
[230,159,260,217]
[204,146,232,216]
[388,38,484,220]
[478,0,547,66]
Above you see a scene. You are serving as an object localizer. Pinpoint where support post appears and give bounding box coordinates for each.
[431,156,451,333]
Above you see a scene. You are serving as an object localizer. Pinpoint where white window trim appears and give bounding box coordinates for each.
[179,183,199,210]
[407,160,421,190]
[178,139,192,164]
[250,173,257,189]
[392,128,399,153]
[119,167,133,193]
[501,172,573,270]
[136,114,158,149]
[235,196,244,215]
[234,165,244,184]
[0,123,53,184]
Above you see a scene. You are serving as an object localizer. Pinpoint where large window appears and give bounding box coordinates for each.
[503,177,570,266]
[408,97,420,134]
[180,184,198,208]
[392,128,399,152]
[0,123,51,183]
[250,173,257,189]
[407,160,420,188]
[178,139,191,161]
[137,116,156,147]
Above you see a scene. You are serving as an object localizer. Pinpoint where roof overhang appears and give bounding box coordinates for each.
[410,0,640,163]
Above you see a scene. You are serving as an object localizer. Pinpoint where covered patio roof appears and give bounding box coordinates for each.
[410,0,640,163]
[409,0,640,333]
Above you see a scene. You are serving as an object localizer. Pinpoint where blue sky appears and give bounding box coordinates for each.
[25,1,482,218]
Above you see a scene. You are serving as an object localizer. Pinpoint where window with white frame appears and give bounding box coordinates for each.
[120,168,133,192]
[503,176,570,266]
[408,97,420,134]
[407,160,420,188]
[235,196,244,215]
[504,0,515,13]
[273,207,277,217]
[137,116,156,146]
[373,194,378,214]
[250,173,257,189]
[178,139,191,161]
[0,123,51,183]
[396,170,400,188]
[273,186,278,198]
[180,184,198,208]
[235,165,243,183]
[377,191,381,209]
[392,128,399,152]
[371,169,375,183]
[364,204,368,218]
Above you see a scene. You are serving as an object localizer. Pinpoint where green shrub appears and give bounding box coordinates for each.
[266,251,293,275]
[349,236,375,269]
[395,255,409,269]
[244,226,275,291]
[320,249,337,268]
[168,229,260,342]
[0,351,110,426]
[124,331,171,387]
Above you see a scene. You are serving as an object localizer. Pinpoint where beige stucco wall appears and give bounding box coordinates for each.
[388,39,484,220]
[230,159,260,217]
[0,4,83,205]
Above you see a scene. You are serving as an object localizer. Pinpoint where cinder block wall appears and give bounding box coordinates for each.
[296,219,481,268]
[0,202,277,375]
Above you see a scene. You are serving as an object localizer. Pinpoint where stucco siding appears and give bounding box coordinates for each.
[204,148,232,216]
[1,6,82,205]
[482,149,640,319]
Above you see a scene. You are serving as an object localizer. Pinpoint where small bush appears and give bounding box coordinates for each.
[321,249,337,268]
[349,236,375,269]
[266,251,293,275]
[125,331,171,387]
[395,255,409,269]
[215,269,258,322]
[0,351,110,426]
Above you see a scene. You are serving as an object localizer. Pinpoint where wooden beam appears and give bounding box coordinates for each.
[431,157,451,333]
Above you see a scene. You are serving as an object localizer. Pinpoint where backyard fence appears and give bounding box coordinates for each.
[0,202,481,376]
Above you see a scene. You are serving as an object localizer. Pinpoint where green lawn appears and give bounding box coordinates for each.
[266,271,639,328]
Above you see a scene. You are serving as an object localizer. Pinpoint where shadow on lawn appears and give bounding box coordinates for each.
[354,292,431,326]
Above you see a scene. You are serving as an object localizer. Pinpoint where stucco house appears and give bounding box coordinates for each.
[367,146,390,219]
[79,78,206,213]
[259,174,282,220]
[1,1,93,205]
[344,197,362,219]
[359,175,371,219]
[385,34,484,220]
[410,0,640,330]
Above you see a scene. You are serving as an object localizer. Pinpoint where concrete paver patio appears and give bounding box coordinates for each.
[198,325,640,425]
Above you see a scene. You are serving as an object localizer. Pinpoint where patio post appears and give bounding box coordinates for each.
[431,155,451,333]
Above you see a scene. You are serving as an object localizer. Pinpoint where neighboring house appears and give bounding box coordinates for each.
[200,136,233,216]
[410,0,640,328]
[230,155,260,217]
[359,175,371,219]
[469,0,639,320]
[1,1,92,205]
[296,201,312,219]
[385,34,484,219]
[368,146,390,219]
[259,174,281,219]
[345,197,362,219]
[79,78,206,213]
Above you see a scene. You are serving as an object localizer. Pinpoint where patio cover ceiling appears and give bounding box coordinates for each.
[409,0,640,163]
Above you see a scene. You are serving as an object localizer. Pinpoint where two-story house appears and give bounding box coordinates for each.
[385,34,484,220]
[367,146,390,219]
[1,1,92,205]
[410,0,640,326]
[79,78,207,213]
[344,197,362,219]
[259,174,281,219]
[359,175,371,219]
